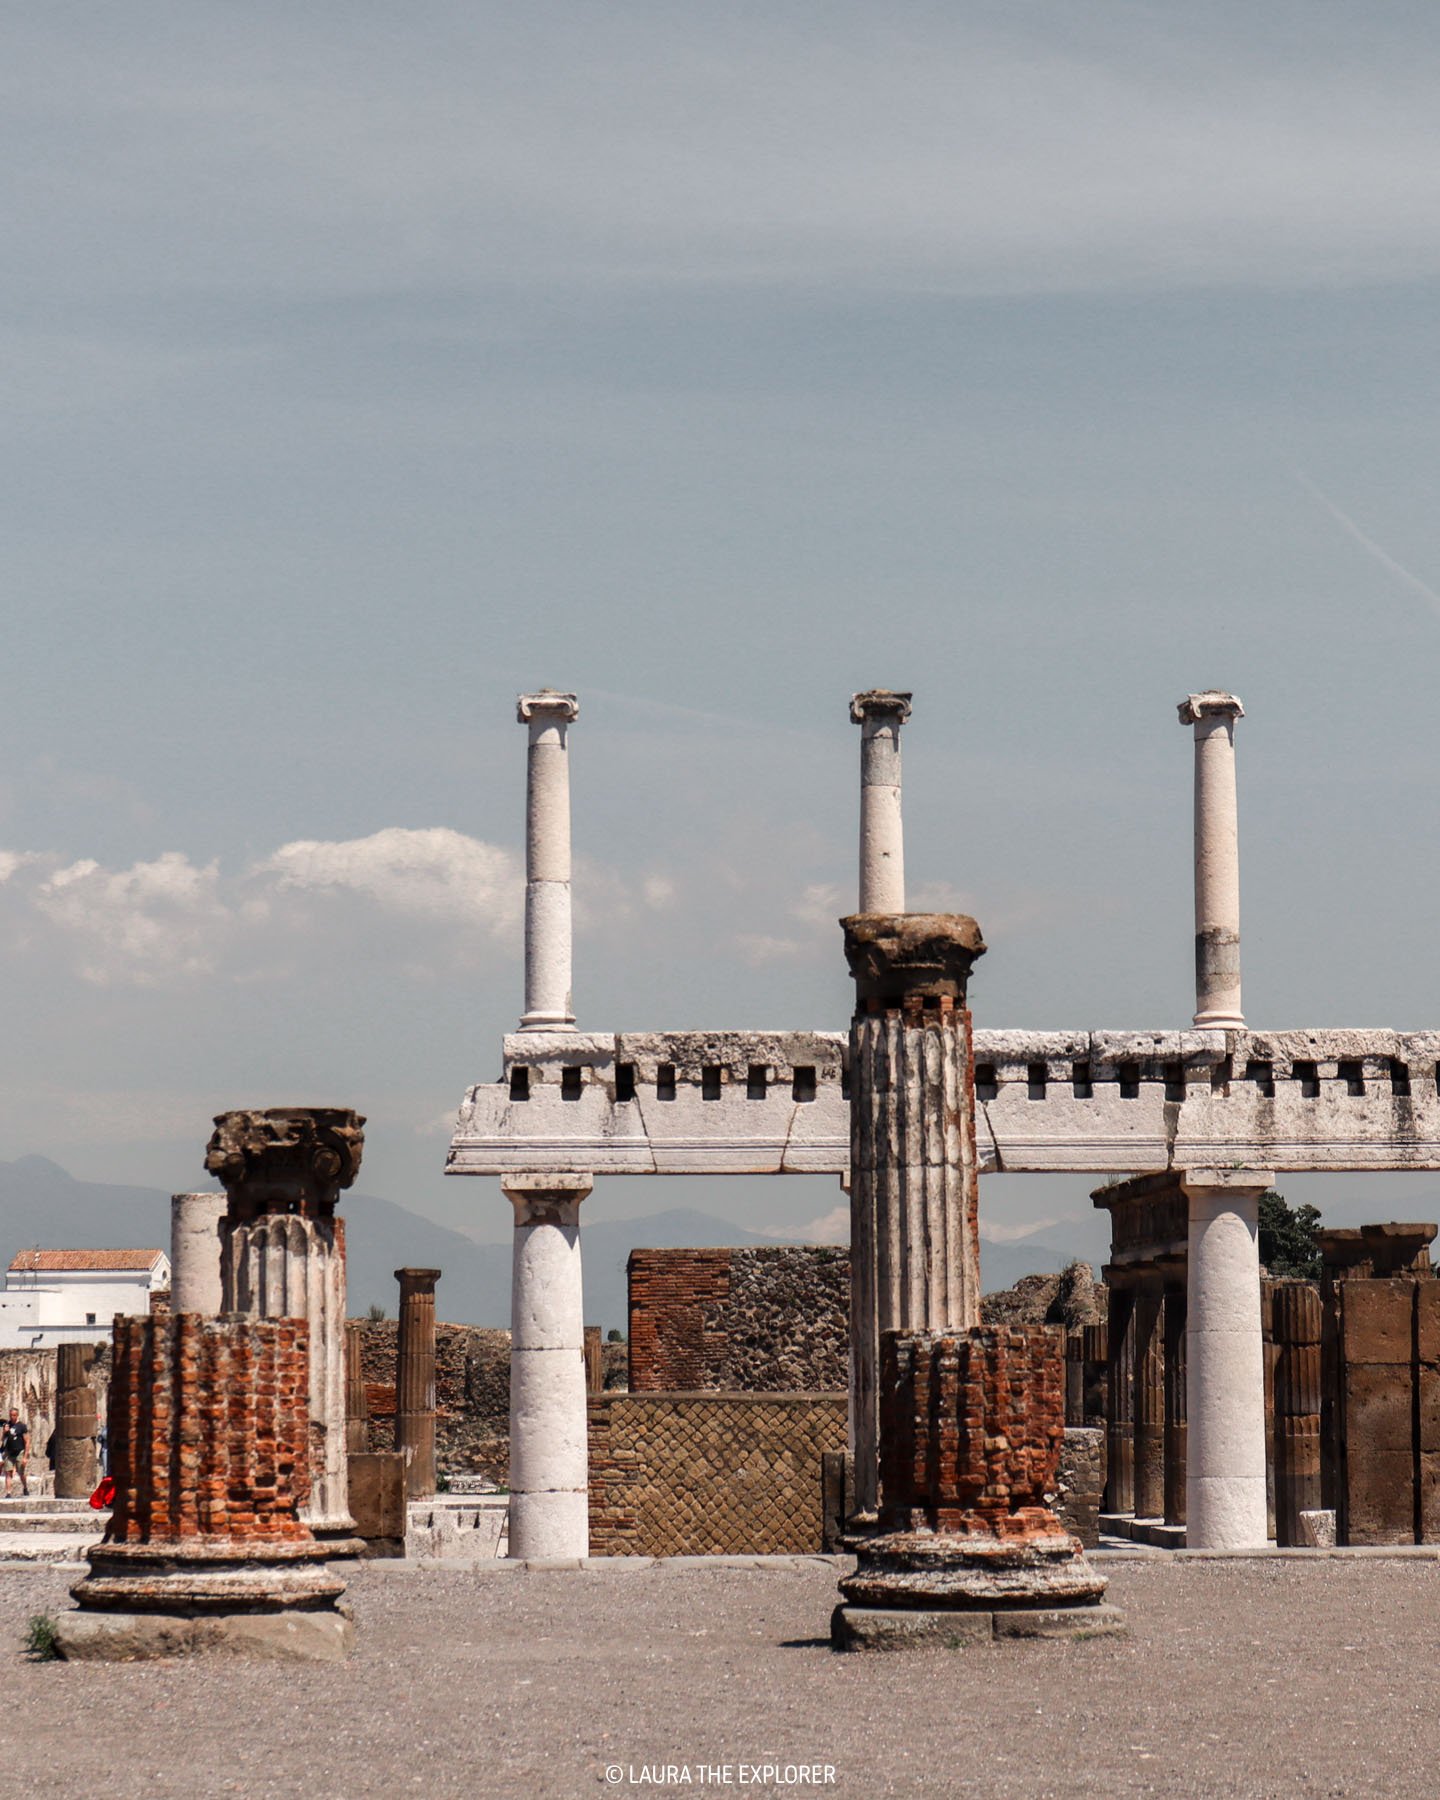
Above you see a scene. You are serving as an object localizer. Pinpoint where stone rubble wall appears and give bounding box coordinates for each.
[627,1247,848,1393]
[588,1392,848,1556]
[353,1318,624,1486]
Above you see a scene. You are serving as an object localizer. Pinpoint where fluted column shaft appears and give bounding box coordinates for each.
[54,1341,98,1499]
[1162,1276,1188,1527]
[345,1320,370,1454]
[1104,1284,1135,1515]
[1132,1283,1165,1520]
[1272,1282,1322,1546]
[222,1214,351,1538]
[395,1268,440,1498]
[844,912,985,1516]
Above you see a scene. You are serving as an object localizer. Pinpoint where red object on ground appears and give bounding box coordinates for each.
[89,1477,114,1510]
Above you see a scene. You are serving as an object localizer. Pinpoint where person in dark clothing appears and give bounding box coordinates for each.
[1,1410,29,1497]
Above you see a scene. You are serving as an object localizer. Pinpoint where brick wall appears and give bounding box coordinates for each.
[109,1314,310,1544]
[588,1392,847,1555]
[627,1247,848,1393]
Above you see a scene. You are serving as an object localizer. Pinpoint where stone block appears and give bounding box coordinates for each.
[1346,1449,1418,1545]
[831,1605,994,1651]
[348,1452,406,1548]
[1339,1283,1414,1366]
[1298,1509,1336,1549]
[1345,1365,1415,1455]
[53,1609,353,1663]
[1420,1453,1440,1544]
[992,1603,1126,1640]
[1419,1284,1440,1366]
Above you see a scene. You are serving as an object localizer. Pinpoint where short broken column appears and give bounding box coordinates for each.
[1272,1282,1322,1546]
[57,1314,351,1661]
[53,1342,98,1500]
[209,1107,365,1548]
[1184,1167,1271,1549]
[833,1328,1122,1648]
[394,1268,440,1498]
[169,1192,226,1314]
[502,1172,593,1559]
[843,912,986,1516]
[850,691,911,913]
[1178,691,1245,1029]
[345,1320,370,1455]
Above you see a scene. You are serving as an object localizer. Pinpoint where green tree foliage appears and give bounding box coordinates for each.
[1258,1190,1322,1280]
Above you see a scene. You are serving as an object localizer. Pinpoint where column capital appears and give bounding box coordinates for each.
[850,689,912,726]
[1178,691,1244,727]
[393,1267,441,1295]
[502,1172,593,1227]
[842,913,986,1008]
[1179,1167,1274,1197]
[205,1107,364,1220]
[518,690,579,725]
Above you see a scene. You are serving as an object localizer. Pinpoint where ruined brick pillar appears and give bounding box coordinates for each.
[209,1107,364,1548]
[59,1314,350,1660]
[394,1267,440,1498]
[1132,1281,1165,1521]
[345,1320,369,1455]
[1103,1283,1135,1515]
[54,1341,98,1499]
[1272,1282,1321,1546]
[1161,1267,1188,1528]
[834,1328,1121,1647]
[843,913,986,1516]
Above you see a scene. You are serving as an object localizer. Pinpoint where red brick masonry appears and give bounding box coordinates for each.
[108,1313,312,1545]
[879,1326,1066,1540]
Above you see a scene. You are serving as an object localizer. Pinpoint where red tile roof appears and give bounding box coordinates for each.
[6,1249,165,1274]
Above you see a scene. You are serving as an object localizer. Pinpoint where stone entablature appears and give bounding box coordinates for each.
[448,1026,1440,1177]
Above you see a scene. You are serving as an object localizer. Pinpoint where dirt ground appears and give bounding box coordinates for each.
[1,1554,1435,1799]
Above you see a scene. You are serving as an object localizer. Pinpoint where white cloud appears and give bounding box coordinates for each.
[260,826,521,933]
[34,851,227,986]
[763,1203,850,1246]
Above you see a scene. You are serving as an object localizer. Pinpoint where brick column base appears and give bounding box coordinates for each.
[833,1328,1124,1649]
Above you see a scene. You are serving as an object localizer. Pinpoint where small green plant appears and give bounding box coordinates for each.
[606,1329,623,1343]
[436,1472,451,1493]
[366,1303,387,1321]
[24,1613,59,1661]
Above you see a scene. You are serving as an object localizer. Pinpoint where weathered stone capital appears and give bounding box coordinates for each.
[1178,691,1244,727]
[205,1108,364,1220]
[517,690,579,725]
[502,1172,593,1228]
[842,913,986,1008]
[850,690,912,726]
[394,1267,441,1298]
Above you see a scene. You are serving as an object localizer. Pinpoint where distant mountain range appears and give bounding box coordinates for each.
[0,1156,1095,1334]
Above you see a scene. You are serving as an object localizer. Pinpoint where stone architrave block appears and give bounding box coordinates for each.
[1339,1282,1415,1366]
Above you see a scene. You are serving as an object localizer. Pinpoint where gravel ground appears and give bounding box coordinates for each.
[1,1555,1436,1799]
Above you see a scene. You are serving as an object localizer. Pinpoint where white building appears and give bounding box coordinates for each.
[0,1249,170,1348]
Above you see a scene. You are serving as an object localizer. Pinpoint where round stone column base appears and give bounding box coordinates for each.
[52,1608,353,1663]
[72,1538,354,1615]
[838,1527,1108,1611]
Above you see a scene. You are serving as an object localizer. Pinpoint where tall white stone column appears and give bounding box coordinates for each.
[1183,1167,1271,1550]
[518,691,579,1031]
[1178,691,1245,1029]
[169,1192,226,1314]
[502,1172,593,1560]
[851,691,911,914]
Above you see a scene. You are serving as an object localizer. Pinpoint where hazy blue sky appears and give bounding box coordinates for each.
[6,2,1440,1254]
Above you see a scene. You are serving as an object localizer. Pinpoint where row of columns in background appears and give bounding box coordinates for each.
[500,685,1255,1557]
